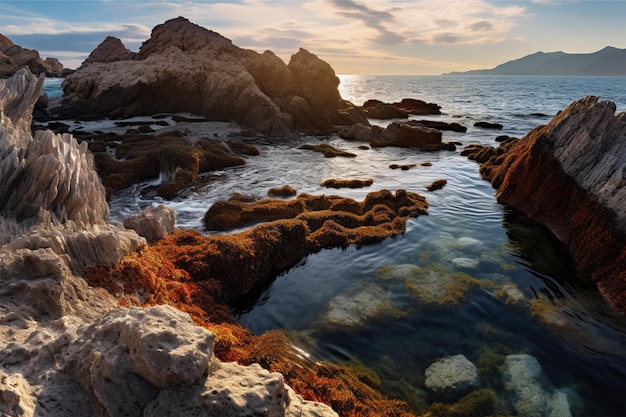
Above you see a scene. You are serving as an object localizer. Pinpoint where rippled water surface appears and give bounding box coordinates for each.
[64,75,626,416]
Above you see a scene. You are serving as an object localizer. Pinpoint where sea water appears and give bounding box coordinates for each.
[44,75,626,415]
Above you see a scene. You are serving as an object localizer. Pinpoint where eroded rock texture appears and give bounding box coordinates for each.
[62,17,352,137]
[464,96,626,312]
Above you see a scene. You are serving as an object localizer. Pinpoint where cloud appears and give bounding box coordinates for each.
[323,0,409,45]
[0,0,532,74]
[431,33,461,44]
[469,20,494,32]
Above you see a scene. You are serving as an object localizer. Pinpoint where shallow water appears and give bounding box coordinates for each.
[47,75,626,415]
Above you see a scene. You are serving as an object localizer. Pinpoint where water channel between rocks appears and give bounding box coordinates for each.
[51,75,625,416]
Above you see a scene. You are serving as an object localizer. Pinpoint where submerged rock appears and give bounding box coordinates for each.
[424,354,482,401]
[378,263,482,306]
[502,354,572,417]
[323,283,395,327]
[467,96,626,312]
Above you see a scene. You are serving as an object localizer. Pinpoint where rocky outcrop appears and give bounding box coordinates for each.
[393,98,441,115]
[203,189,428,234]
[362,100,409,119]
[86,129,247,198]
[0,68,338,417]
[340,121,456,150]
[84,35,135,64]
[0,34,64,77]
[61,17,349,137]
[371,121,456,150]
[464,97,626,312]
[358,98,441,120]
[123,205,176,243]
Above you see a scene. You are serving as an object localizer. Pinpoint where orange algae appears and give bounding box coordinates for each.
[84,188,429,416]
[84,245,418,417]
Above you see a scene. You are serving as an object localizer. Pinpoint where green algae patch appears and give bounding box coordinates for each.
[475,344,510,390]
[377,264,421,282]
[344,359,383,389]
[402,264,483,306]
[425,389,496,417]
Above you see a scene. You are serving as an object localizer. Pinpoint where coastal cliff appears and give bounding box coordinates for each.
[61,17,358,138]
[0,69,339,417]
[464,96,626,312]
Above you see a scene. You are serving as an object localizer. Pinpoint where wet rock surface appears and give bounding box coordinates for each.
[463,96,626,312]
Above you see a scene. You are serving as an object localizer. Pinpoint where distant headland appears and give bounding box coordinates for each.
[445,46,626,76]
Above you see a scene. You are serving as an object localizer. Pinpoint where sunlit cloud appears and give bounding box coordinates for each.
[0,0,531,73]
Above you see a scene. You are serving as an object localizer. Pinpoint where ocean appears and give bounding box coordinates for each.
[45,75,626,416]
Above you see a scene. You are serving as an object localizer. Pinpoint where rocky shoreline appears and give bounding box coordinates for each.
[1,15,624,417]
[462,96,625,313]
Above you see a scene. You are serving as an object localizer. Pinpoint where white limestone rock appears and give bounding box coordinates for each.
[123,205,176,243]
[0,370,36,417]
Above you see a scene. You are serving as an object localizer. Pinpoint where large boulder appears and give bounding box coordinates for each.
[371,121,456,150]
[469,96,626,312]
[61,17,347,137]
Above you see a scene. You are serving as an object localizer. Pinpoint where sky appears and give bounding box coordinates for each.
[0,0,624,75]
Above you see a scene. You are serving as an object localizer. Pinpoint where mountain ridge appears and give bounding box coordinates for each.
[445,46,626,76]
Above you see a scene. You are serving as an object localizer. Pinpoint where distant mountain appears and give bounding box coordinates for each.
[445,46,626,76]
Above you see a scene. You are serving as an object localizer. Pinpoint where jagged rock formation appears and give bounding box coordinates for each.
[123,205,176,243]
[84,35,135,64]
[0,68,338,417]
[463,96,625,312]
[61,17,358,137]
[0,34,63,77]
